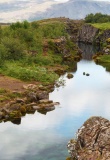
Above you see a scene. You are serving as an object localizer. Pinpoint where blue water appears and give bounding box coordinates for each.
[0,60,110,160]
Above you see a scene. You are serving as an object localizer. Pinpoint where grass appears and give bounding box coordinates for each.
[0,87,22,102]
[0,18,79,85]
[96,55,110,72]
[98,55,110,63]
[92,22,110,30]
[1,61,59,83]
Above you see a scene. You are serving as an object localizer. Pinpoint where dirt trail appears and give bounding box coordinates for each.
[0,74,28,92]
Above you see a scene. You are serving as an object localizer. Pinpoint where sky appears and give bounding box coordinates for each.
[0,0,110,22]
[0,0,70,22]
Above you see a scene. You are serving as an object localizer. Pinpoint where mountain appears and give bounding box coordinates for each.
[31,0,110,20]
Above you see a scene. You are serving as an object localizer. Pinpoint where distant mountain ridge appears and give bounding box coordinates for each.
[32,0,110,20]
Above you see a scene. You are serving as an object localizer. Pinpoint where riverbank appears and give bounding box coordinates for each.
[0,18,82,123]
[1,17,110,123]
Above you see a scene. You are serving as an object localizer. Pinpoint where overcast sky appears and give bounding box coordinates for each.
[0,0,109,22]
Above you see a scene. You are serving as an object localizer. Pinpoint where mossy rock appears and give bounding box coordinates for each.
[9,111,22,118]
[67,73,74,79]
[26,106,35,114]
[20,106,27,114]
[74,55,80,62]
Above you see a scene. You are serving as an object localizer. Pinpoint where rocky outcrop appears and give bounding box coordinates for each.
[78,24,110,46]
[67,116,110,160]
[0,84,60,124]
[97,30,110,44]
[78,24,99,44]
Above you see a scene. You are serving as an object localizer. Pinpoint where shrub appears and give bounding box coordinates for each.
[1,37,25,60]
[85,13,110,23]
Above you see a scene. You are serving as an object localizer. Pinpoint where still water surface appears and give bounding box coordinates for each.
[0,59,110,160]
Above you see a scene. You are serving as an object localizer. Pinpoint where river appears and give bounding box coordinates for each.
[0,45,110,160]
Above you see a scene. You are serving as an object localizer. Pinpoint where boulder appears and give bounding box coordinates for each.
[67,116,110,160]
[86,73,90,76]
[27,92,38,102]
[67,73,74,79]
[37,91,49,100]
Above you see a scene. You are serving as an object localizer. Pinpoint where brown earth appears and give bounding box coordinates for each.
[0,74,29,92]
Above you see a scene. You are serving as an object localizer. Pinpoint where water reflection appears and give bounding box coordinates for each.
[0,60,110,160]
[11,118,21,125]
[78,42,99,60]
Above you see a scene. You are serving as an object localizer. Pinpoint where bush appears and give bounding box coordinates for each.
[0,44,8,67]
[85,13,110,23]
[1,37,25,60]
[3,62,59,83]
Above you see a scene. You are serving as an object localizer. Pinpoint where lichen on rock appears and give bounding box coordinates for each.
[67,116,110,160]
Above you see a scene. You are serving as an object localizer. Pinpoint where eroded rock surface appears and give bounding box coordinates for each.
[67,116,110,160]
[78,24,99,44]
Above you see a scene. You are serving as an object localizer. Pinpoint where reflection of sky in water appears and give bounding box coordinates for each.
[0,60,110,160]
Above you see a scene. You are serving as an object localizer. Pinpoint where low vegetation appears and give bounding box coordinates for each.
[0,18,78,83]
[94,55,110,72]
[91,22,110,30]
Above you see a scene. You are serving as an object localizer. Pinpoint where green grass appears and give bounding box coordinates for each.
[1,61,59,83]
[0,87,22,102]
[0,19,78,85]
[92,22,110,30]
[96,55,110,72]
[98,55,110,63]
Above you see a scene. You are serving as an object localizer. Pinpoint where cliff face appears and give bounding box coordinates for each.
[78,24,99,43]
[78,24,110,45]
[67,116,110,160]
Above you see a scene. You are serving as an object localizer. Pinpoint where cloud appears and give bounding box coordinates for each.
[0,0,69,22]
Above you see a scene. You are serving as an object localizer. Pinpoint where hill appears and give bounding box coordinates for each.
[32,0,110,20]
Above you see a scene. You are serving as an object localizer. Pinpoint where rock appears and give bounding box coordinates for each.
[74,55,81,61]
[27,92,38,102]
[78,24,99,44]
[39,103,54,108]
[9,111,22,119]
[20,106,26,113]
[32,106,41,110]
[9,103,21,111]
[67,73,74,79]
[104,48,110,55]
[52,102,60,105]
[45,106,55,111]
[54,68,65,75]
[86,73,90,76]
[37,91,49,100]
[39,99,53,104]
[16,99,25,103]
[83,72,85,75]
[0,112,4,119]
[67,116,110,160]
[23,84,37,90]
